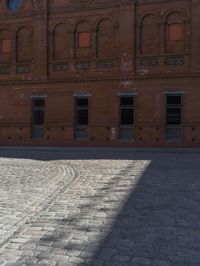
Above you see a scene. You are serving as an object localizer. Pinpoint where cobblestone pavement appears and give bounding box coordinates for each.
[0,148,200,266]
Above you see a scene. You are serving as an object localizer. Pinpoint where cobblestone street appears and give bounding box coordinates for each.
[0,148,200,266]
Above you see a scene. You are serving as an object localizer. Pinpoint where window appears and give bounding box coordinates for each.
[119,96,134,140]
[78,32,90,48]
[32,99,45,126]
[166,95,182,141]
[32,98,45,139]
[75,97,88,140]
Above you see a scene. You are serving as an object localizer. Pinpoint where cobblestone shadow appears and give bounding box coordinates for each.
[88,154,200,266]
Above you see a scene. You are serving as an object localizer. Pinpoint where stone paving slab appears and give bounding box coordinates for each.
[0,149,200,265]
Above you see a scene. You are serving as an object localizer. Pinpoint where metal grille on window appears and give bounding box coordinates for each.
[75,97,88,140]
[32,98,45,139]
[166,95,182,141]
[119,96,134,140]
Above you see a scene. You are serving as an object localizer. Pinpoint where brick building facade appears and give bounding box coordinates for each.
[0,0,199,147]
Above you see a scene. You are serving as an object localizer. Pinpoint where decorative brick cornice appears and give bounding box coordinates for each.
[1,72,200,86]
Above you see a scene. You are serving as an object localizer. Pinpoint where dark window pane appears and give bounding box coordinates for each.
[120,108,134,125]
[33,110,44,125]
[76,98,88,107]
[76,109,88,125]
[33,99,45,107]
[167,95,181,105]
[120,97,134,106]
[167,108,181,125]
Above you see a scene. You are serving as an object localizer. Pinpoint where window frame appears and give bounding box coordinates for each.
[74,96,89,140]
[119,95,135,141]
[31,97,46,139]
[165,94,183,142]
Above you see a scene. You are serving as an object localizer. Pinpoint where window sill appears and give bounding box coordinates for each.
[166,139,182,143]
[74,138,89,142]
[119,138,135,142]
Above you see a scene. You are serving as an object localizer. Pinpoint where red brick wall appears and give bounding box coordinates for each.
[0,0,200,147]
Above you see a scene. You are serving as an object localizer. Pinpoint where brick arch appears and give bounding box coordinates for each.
[163,8,190,23]
[94,16,118,29]
[166,11,185,24]
[71,18,92,32]
[16,26,33,63]
[140,13,161,55]
[74,20,91,34]
[52,23,69,60]
[139,12,161,26]
[0,28,13,38]
[96,18,117,58]
[14,24,33,35]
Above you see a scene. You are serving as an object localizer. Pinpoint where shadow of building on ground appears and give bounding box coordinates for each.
[86,153,200,266]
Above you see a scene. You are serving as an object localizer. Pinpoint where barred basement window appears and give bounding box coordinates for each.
[166,95,182,141]
[119,96,134,140]
[75,97,88,140]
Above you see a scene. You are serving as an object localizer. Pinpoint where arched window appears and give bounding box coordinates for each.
[75,21,91,59]
[53,24,69,60]
[97,19,115,58]
[165,12,185,53]
[16,27,32,63]
[140,14,160,55]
